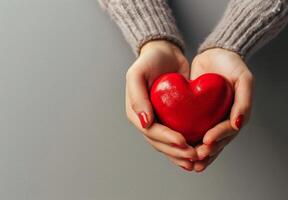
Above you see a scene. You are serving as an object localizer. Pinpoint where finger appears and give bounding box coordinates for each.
[230,71,254,130]
[190,55,208,80]
[126,101,189,148]
[126,68,154,129]
[194,149,223,173]
[167,156,194,171]
[198,134,235,160]
[203,120,238,145]
[177,55,190,80]
[144,136,198,161]
[196,144,211,161]
[146,123,189,148]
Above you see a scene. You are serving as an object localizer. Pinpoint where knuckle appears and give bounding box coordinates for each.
[125,110,133,122]
[130,101,138,112]
[158,126,170,137]
[125,67,135,82]
[216,123,226,133]
[126,115,133,124]
[182,150,196,159]
[143,130,155,139]
[174,135,186,145]
[245,71,254,83]
[161,129,172,138]
[160,126,169,133]
[162,129,185,144]
[126,65,142,82]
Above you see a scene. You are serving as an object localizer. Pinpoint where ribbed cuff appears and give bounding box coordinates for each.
[99,0,185,56]
[198,0,288,59]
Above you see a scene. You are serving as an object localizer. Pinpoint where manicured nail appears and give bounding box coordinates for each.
[235,114,244,130]
[138,112,149,128]
[171,143,188,149]
[181,166,192,171]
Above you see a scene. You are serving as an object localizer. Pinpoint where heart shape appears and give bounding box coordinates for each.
[150,73,233,145]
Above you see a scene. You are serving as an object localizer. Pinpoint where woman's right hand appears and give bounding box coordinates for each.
[126,40,197,171]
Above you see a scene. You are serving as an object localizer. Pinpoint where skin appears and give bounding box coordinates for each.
[190,48,254,172]
[125,40,254,172]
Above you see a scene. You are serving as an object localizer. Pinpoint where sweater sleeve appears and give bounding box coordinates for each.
[198,0,288,59]
[98,0,185,56]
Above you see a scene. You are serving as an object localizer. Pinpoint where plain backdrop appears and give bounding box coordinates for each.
[0,0,287,199]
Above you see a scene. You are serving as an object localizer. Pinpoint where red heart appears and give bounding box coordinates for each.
[150,73,233,145]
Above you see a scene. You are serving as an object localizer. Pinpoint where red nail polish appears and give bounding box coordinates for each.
[235,114,244,130]
[171,143,188,149]
[181,166,192,171]
[138,112,149,128]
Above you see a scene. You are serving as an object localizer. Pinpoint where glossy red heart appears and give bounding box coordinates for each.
[150,73,233,145]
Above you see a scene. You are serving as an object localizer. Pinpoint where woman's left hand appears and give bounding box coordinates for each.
[190,48,254,172]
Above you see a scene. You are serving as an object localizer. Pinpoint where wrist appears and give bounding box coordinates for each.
[140,40,182,55]
[201,48,242,59]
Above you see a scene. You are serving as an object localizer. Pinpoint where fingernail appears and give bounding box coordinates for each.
[235,114,244,130]
[181,166,192,171]
[171,143,188,149]
[138,112,149,128]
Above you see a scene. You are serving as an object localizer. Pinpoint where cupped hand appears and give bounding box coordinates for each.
[125,40,197,171]
[190,48,254,172]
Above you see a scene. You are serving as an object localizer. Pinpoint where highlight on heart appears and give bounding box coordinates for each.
[150,73,233,145]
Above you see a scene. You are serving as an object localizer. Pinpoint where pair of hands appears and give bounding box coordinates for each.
[125,40,253,172]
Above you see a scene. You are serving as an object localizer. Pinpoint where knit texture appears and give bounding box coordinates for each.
[99,0,184,55]
[198,0,288,59]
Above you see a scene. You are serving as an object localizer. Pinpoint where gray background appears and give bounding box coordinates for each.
[0,0,287,199]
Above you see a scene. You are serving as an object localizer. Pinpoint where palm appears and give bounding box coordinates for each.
[134,43,189,87]
[189,48,253,172]
[191,49,248,86]
[126,41,201,172]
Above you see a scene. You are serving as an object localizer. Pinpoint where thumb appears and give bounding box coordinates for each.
[126,69,154,129]
[230,71,254,131]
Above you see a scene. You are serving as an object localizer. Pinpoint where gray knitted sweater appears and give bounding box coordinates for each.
[99,0,288,58]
